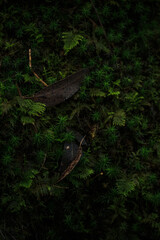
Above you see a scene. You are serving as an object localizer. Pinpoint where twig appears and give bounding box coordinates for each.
[90,172,103,181]
[29,48,32,68]
[89,0,108,42]
[16,83,24,98]
[29,49,48,87]
[16,83,32,99]
[32,71,48,87]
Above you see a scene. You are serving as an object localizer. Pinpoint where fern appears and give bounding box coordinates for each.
[108,87,120,97]
[28,102,46,117]
[125,92,144,111]
[17,98,33,111]
[113,109,126,126]
[14,98,45,125]
[21,116,35,125]
[90,88,106,97]
[17,97,46,117]
[62,32,84,55]
[70,103,92,120]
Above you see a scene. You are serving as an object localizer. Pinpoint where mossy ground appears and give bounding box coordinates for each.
[0,0,160,239]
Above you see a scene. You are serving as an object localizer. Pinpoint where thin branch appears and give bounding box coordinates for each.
[16,83,24,98]
[29,48,32,68]
[29,49,48,87]
[90,172,104,181]
[32,71,48,87]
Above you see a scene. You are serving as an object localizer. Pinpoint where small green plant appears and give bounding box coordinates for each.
[113,109,126,126]
[62,32,84,55]
[116,176,139,197]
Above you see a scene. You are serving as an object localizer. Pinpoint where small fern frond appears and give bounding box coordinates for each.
[90,88,106,97]
[70,103,92,120]
[17,97,46,116]
[21,116,35,125]
[17,97,33,111]
[113,109,126,126]
[62,32,84,55]
[28,102,46,117]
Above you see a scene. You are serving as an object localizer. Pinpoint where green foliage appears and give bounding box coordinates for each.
[62,32,84,55]
[19,169,39,188]
[78,168,94,179]
[90,88,106,97]
[17,98,46,117]
[0,0,160,239]
[116,176,139,197]
[106,165,122,179]
[21,115,35,125]
[113,109,126,126]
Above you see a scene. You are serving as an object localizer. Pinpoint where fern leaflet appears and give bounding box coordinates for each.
[62,32,84,55]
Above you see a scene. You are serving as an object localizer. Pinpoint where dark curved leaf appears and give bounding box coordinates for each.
[28,68,90,107]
